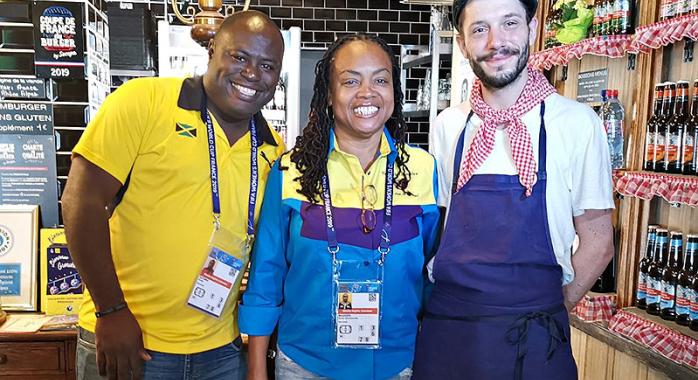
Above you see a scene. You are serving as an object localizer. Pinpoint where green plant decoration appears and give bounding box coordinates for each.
[553,0,595,44]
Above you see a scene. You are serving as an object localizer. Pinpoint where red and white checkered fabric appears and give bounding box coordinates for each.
[614,171,698,207]
[608,309,698,368]
[529,14,698,70]
[529,35,632,70]
[572,294,617,323]
[457,68,556,195]
[629,14,698,54]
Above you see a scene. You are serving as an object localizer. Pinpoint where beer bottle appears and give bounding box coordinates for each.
[645,84,665,171]
[687,235,698,331]
[656,82,676,172]
[666,81,689,173]
[647,228,669,315]
[592,0,604,37]
[661,0,677,19]
[679,0,691,16]
[683,80,697,175]
[677,234,697,325]
[637,225,659,309]
[617,0,634,34]
[601,0,613,36]
[660,231,683,320]
[609,0,620,34]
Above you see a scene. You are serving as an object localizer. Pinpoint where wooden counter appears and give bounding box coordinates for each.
[0,329,77,380]
[570,314,697,380]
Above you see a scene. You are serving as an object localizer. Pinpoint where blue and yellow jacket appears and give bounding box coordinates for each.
[239,128,440,380]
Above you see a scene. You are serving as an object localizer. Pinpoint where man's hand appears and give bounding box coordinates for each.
[95,308,151,380]
[246,367,269,380]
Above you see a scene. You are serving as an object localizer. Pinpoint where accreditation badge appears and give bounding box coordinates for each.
[332,259,383,349]
[187,227,252,318]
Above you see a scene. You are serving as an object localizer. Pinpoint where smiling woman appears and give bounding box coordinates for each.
[290,34,412,204]
[239,33,442,380]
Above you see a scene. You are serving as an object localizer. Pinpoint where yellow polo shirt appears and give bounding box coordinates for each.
[73,76,285,354]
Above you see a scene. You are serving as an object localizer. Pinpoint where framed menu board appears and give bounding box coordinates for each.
[0,205,39,311]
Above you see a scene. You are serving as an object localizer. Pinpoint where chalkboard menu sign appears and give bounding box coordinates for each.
[576,69,609,104]
[32,1,85,80]
[0,102,59,227]
[0,78,49,100]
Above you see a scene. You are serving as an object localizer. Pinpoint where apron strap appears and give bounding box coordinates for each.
[537,102,547,176]
[451,111,475,194]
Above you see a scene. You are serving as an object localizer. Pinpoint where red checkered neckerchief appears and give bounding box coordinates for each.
[457,67,556,196]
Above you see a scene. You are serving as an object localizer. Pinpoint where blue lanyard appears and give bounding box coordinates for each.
[320,157,395,265]
[200,98,259,242]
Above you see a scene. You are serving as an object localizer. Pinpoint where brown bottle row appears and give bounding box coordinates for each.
[643,81,698,175]
[636,225,698,330]
[660,0,698,21]
[543,0,634,49]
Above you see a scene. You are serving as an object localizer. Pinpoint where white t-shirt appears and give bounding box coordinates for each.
[428,93,615,285]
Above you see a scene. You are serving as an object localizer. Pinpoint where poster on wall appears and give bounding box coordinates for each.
[32,1,85,79]
[0,101,59,227]
[449,28,476,108]
[0,205,39,311]
[40,228,82,315]
[0,78,49,101]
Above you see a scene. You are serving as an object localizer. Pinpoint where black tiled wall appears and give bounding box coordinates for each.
[240,0,434,149]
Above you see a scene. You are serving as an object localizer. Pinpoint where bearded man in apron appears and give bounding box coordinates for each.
[413,0,616,379]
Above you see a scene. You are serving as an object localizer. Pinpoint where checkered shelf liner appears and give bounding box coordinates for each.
[530,14,698,70]
[572,293,617,323]
[609,309,698,368]
[614,171,698,207]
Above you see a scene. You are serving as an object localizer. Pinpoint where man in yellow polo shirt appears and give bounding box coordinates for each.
[62,11,285,380]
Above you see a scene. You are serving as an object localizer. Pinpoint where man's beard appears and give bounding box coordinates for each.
[470,43,529,89]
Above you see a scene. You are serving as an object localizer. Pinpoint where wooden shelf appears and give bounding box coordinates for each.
[530,34,633,70]
[614,170,698,207]
[531,13,698,69]
[570,314,698,379]
[623,307,698,340]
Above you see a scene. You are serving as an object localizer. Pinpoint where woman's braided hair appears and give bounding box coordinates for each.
[289,33,412,203]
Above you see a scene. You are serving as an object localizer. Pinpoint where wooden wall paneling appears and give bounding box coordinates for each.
[646,368,672,380]
[571,327,588,380]
[617,197,645,307]
[666,204,698,235]
[663,40,698,83]
[613,349,649,380]
[583,335,615,380]
[534,0,550,52]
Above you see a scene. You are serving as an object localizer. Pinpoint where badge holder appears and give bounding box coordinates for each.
[186,219,252,318]
[186,97,258,319]
[332,258,384,349]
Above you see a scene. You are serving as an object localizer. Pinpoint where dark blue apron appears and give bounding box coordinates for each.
[413,103,577,380]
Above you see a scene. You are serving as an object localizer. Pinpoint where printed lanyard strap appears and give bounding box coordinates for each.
[321,158,395,265]
[200,95,259,242]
